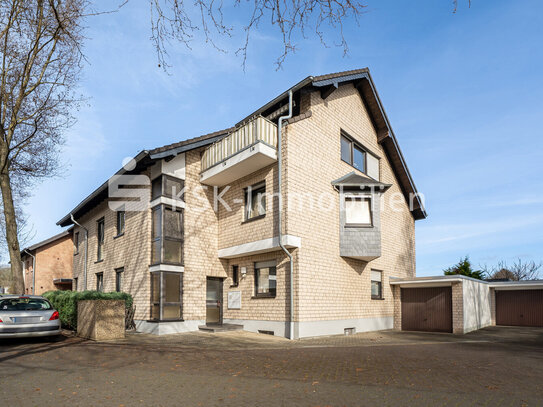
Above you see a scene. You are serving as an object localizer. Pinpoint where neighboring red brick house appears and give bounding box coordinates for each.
[21,228,74,295]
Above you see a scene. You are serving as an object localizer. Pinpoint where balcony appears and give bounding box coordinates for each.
[200,116,278,186]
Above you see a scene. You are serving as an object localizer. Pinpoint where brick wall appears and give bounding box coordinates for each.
[72,172,151,321]
[23,234,73,295]
[284,83,416,323]
[452,282,464,334]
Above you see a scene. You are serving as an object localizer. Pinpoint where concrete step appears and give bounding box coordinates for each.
[198,323,244,333]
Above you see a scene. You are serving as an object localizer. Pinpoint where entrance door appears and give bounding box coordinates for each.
[206,277,223,325]
[496,290,543,327]
[401,287,453,333]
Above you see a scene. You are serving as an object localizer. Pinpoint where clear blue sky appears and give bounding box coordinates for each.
[21,0,543,276]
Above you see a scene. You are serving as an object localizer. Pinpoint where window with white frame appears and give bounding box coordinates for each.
[344,195,373,227]
[371,270,383,299]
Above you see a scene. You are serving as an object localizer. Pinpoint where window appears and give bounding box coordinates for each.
[341,132,379,178]
[344,196,373,227]
[115,268,124,292]
[152,175,184,200]
[116,211,125,236]
[150,271,183,320]
[74,232,79,255]
[245,182,266,221]
[371,270,383,299]
[96,273,104,292]
[73,277,78,291]
[151,205,183,265]
[254,261,276,297]
[232,265,239,287]
[97,218,105,261]
[340,135,352,163]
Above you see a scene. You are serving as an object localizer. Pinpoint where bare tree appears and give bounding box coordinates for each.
[0,0,86,294]
[482,259,542,281]
[149,0,366,70]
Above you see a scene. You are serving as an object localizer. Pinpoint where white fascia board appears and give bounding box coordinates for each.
[149,264,184,273]
[218,235,301,259]
[150,196,185,209]
[200,142,277,186]
[491,282,543,290]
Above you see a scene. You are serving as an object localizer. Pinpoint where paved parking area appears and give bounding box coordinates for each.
[1,326,542,406]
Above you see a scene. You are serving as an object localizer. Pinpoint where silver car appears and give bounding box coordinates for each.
[0,295,61,339]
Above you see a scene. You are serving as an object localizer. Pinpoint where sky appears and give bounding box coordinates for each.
[19,0,543,276]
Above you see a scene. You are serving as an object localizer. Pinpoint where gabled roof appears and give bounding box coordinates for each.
[58,68,426,226]
[331,171,392,191]
[21,227,73,255]
[150,127,234,159]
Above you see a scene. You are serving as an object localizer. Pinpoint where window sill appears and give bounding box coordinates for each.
[242,214,265,224]
[148,262,185,267]
[252,294,276,299]
[94,259,104,264]
[146,319,185,323]
[345,224,374,229]
[74,252,79,256]
[230,285,239,288]
[371,297,385,300]
[113,233,125,239]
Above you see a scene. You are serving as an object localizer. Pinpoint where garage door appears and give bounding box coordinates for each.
[401,287,452,333]
[495,290,543,327]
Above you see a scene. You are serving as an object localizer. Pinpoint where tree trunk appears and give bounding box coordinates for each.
[0,170,24,294]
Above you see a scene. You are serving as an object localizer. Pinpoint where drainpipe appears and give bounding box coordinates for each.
[23,249,36,295]
[70,214,88,291]
[277,90,294,339]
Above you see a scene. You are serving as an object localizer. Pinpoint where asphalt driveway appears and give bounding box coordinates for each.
[1,326,542,406]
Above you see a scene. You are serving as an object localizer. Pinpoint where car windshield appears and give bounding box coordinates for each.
[0,298,53,311]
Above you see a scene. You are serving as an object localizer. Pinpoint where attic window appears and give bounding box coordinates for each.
[340,131,380,180]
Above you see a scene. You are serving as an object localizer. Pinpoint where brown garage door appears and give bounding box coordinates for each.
[495,290,543,327]
[401,287,452,333]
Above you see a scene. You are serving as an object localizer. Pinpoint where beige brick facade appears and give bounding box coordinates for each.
[284,84,415,325]
[68,73,423,337]
[72,181,151,321]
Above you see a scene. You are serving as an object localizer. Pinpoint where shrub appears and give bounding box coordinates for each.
[42,290,133,330]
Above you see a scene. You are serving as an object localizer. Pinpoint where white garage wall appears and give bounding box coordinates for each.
[463,279,492,333]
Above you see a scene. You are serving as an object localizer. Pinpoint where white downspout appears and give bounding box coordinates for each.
[277,90,294,339]
[70,214,88,291]
[23,249,36,295]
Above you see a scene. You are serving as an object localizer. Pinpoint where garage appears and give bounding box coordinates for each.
[401,287,452,333]
[495,289,543,327]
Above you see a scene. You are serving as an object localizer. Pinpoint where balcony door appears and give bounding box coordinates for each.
[206,277,223,325]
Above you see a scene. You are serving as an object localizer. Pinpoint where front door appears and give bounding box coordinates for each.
[206,277,223,325]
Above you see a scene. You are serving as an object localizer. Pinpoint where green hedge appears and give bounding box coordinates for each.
[42,290,133,330]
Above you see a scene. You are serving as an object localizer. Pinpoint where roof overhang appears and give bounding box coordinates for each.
[56,150,150,227]
[391,276,543,290]
[312,72,427,220]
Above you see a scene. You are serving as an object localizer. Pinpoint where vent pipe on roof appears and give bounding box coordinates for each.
[277,90,295,339]
[70,214,88,291]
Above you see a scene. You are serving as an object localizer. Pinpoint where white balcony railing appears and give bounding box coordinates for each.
[201,116,278,172]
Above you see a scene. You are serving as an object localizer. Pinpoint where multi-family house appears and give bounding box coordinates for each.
[57,68,428,338]
[21,228,74,295]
